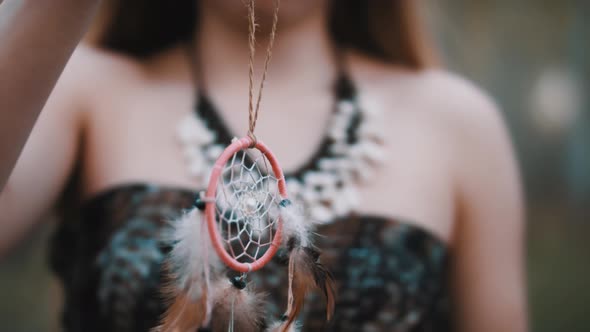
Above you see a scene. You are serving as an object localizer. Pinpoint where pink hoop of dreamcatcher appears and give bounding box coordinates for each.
[204,136,287,273]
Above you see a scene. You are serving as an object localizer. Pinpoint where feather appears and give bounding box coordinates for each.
[154,208,222,332]
[282,245,335,331]
[165,208,221,291]
[153,290,208,332]
[265,320,301,332]
[279,199,314,247]
[279,199,336,331]
[208,278,266,332]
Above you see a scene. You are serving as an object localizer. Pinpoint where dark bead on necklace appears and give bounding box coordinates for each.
[334,73,357,101]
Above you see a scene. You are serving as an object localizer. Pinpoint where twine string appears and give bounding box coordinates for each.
[246,0,281,147]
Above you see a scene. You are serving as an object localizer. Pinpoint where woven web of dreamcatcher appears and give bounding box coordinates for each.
[215,149,281,264]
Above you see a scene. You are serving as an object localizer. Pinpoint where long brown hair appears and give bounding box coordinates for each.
[92,0,437,69]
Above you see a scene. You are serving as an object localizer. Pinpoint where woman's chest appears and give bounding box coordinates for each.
[80,84,455,244]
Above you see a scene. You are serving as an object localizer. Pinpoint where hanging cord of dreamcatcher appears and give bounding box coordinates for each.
[246,0,281,147]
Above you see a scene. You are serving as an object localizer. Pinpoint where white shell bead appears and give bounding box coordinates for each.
[188,159,206,178]
[358,95,382,117]
[332,113,351,129]
[310,204,334,224]
[359,140,387,163]
[319,186,338,201]
[331,193,350,215]
[301,187,320,203]
[303,171,337,187]
[329,143,349,155]
[328,126,346,141]
[205,145,224,161]
[177,120,200,144]
[354,160,374,183]
[318,158,338,171]
[359,122,385,141]
[338,100,355,115]
[286,179,303,196]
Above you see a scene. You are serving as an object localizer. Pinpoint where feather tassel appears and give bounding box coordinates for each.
[265,320,301,332]
[153,290,208,332]
[154,208,222,332]
[279,199,314,247]
[282,245,335,331]
[208,277,266,332]
[279,198,336,331]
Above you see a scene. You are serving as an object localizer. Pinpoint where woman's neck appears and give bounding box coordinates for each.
[196,2,337,95]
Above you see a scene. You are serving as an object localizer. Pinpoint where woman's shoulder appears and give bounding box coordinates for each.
[63,43,192,101]
[56,43,188,117]
[42,44,146,122]
[63,43,147,88]
[353,52,514,223]
[352,52,499,122]
[350,51,508,154]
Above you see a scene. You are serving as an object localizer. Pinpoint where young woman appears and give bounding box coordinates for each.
[0,0,527,331]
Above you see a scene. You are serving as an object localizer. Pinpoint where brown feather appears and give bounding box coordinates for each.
[154,209,223,332]
[282,246,336,332]
[208,279,266,332]
[153,261,212,332]
[153,288,208,332]
[265,320,300,332]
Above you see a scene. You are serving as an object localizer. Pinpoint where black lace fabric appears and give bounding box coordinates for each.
[49,185,451,332]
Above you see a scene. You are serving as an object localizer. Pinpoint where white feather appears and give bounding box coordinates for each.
[279,200,314,247]
[164,208,221,299]
[265,320,301,332]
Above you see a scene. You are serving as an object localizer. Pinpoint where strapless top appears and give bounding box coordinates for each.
[49,72,451,331]
[49,184,452,332]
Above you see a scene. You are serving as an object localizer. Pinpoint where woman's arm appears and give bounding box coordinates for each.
[448,77,528,331]
[0,0,100,189]
[0,0,100,255]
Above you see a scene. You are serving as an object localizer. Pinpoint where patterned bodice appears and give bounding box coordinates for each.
[49,184,451,332]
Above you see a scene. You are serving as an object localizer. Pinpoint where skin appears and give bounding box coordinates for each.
[0,0,100,187]
[0,0,528,331]
[0,0,101,252]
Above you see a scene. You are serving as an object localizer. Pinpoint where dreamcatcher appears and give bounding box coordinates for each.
[155,1,335,331]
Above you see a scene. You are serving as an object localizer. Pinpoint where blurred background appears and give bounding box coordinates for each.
[428,1,590,330]
[1,1,588,331]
